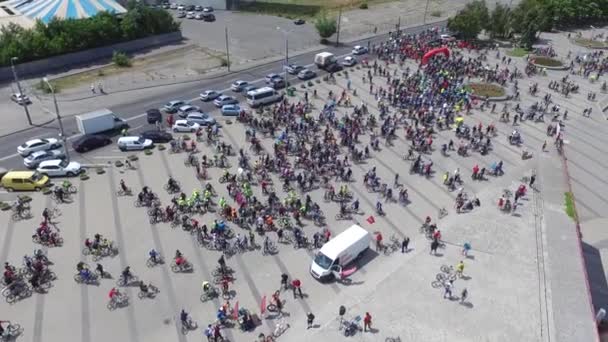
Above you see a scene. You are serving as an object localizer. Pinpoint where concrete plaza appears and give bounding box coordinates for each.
[0,27,603,342]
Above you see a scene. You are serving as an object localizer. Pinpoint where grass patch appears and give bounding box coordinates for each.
[430,10,441,17]
[468,83,505,98]
[35,79,61,94]
[573,38,608,49]
[507,47,530,57]
[238,1,321,18]
[532,56,563,67]
[564,192,577,221]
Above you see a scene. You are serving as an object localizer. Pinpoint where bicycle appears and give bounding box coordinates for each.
[273,318,290,338]
[386,337,402,342]
[383,235,400,255]
[438,207,448,219]
[138,284,159,299]
[116,187,133,196]
[0,321,23,340]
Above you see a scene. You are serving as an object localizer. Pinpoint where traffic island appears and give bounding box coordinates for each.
[572,38,608,49]
[467,82,509,101]
[530,56,569,70]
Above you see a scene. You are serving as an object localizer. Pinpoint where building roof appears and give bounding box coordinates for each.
[0,0,126,28]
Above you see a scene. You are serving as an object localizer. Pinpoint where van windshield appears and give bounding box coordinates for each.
[30,171,43,182]
[313,252,333,270]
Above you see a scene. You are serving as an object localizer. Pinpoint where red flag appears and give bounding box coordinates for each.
[366,215,375,224]
[260,295,267,314]
[233,301,239,320]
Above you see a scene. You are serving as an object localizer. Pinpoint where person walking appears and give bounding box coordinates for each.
[203,324,213,341]
[291,278,303,299]
[462,242,471,256]
[542,140,547,152]
[460,288,468,304]
[375,232,383,252]
[401,236,410,253]
[430,239,439,255]
[363,312,372,332]
[281,273,289,291]
[529,174,536,188]
[307,312,315,329]
[90,83,96,94]
[443,280,453,299]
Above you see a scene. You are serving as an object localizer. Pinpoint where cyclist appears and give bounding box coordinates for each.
[376,200,383,215]
[432,229,442,242]
[168,177,178,191]
[42,208,50,224]
[96,263,105,277]
[139,281,149,295]
[62,180,72,192]
[220,277,230,295]
[202,281,212,293]
[174,250,186,267]
[218,254,226,273]
[351,199,359,212]
[462,242,471,256]
[121,266,132,282]
[109,287,120,301]
[149,249,159,264]
[54,186,65,203]
[264,236,272,254]
[180,309,189,326]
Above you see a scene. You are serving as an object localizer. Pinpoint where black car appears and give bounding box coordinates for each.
[140,130,173,143]
[294,18,305,25]
[72,134,112,153]
[185,4,195,11]
[146,108,162,124]
[326,63,343,73]
[202,13,215,21]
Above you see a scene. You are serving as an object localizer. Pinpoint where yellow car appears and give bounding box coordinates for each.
[1,171,49,191]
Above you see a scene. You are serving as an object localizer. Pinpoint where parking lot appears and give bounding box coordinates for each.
[0,35,599,342]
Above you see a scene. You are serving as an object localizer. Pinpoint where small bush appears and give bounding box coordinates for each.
[183,135,191,141]
[359,2,368,9]
[315,79,321,84]
[158,144,166,150]
[80,173,90,181]
[300,84,306,88]
[220,58,230,67]
[96,167,105,174]
[112,51,132,67]
[97,69,105,77]
[308,81,314,86]
[115,160,124,167]
[128,155,139,161]
[37,80,59,94]
[144,149,153,155]
[430,10,441,17]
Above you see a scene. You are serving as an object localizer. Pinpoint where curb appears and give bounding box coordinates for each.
[0,118,57,139]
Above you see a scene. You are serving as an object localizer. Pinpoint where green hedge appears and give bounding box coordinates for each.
[0,2,180,67]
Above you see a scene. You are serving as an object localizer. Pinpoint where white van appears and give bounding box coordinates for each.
[310,225,371,281]
[246,87,283,108]
[117,136,153,151]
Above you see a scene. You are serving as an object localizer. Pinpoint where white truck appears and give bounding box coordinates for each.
[75,109,128,135]
[310,224,371,281]
[314,52,338,70]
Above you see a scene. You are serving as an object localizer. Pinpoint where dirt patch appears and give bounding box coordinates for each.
[531,56,563,67]
[50,45,225,91]
[468,83,505,98]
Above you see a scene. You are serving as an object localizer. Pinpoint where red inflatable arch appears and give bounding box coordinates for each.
[421,47,450,64]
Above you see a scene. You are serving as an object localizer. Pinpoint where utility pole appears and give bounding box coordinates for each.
[43,77,70,162]
[336,6,342,46]
[10,57,33,126]
[225,27,231,72]
[285,37,289,86]
[423,0,430,25]
[397,16,401,33]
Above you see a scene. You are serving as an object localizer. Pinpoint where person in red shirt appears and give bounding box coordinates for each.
[375,233,383,252]
[432,229,441,242]
[291,279,303,299]
[363,312,372,332]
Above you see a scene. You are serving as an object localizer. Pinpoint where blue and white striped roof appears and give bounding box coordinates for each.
[6,0,126,23]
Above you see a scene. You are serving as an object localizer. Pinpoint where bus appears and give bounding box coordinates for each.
[246,87,283,107]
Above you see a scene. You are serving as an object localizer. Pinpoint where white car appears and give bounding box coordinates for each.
[172,119,201,132]
[352,45,368,55]
[342,56,357,66]
[11,93,31,105]
[231,80,249,92]
[17,138,62,157]
[24,149,65,169]
[186,11,195,19]
[200,90,222,101]
[186,112,216,126]
[117,136,153,151]
[177,4,185,10]
[37,159,82,177]
[214,95,238,107]
[265,73,281,83]
[170,3,178,9]
[178,104,200,118]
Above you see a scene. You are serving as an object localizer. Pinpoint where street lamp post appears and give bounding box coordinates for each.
[10,57,33,125]
[277,27,289,87]
[43,77,70,162]
[423,0,430,25]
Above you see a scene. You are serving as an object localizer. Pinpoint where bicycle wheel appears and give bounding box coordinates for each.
[436,273,446,281]
[266,304,277,312]
[431,281,444,288]
[440,265,452,273]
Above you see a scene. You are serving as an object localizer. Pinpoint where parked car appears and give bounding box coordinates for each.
[186,112,216,126]
[270,78,285,89]
[352,45,368,55]
[162,2,170,9]
[243,85,258,93]
[163,100,186,113]
[72,134,112,153]
[170,3,178,9]
[203,6,213,12]
[117,136,153,151]
[177,4,185,10]
[202,13,215,21]
[285,64,304,74]
[342,56,357,66]
[140,130,173,143]
[177,104,200,118]
[186,11,195,19]
[297,69,316,80]
[24,149,66,169]
[221,104,242,116]
[37,159,82,177]
[11,93,31,105]
[172,119,201,132]
[195,13,203,20]
[200,90,222,101]
[214,95,238,107]
[185,4,194,11]
[177,11,186,18]
[325,63,343,72]
[146,108,162,124]
[231,80,249,92]
[194,5,202,11]
[1,171,49,192]
[293,18,305,25]
[18,138,62,157]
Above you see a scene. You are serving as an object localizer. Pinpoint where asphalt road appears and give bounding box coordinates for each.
[0,21,445,169]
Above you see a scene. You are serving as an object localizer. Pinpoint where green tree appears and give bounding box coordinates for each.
[447,9,482,40]
[314,11,337,43]
[487,3,510,38]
